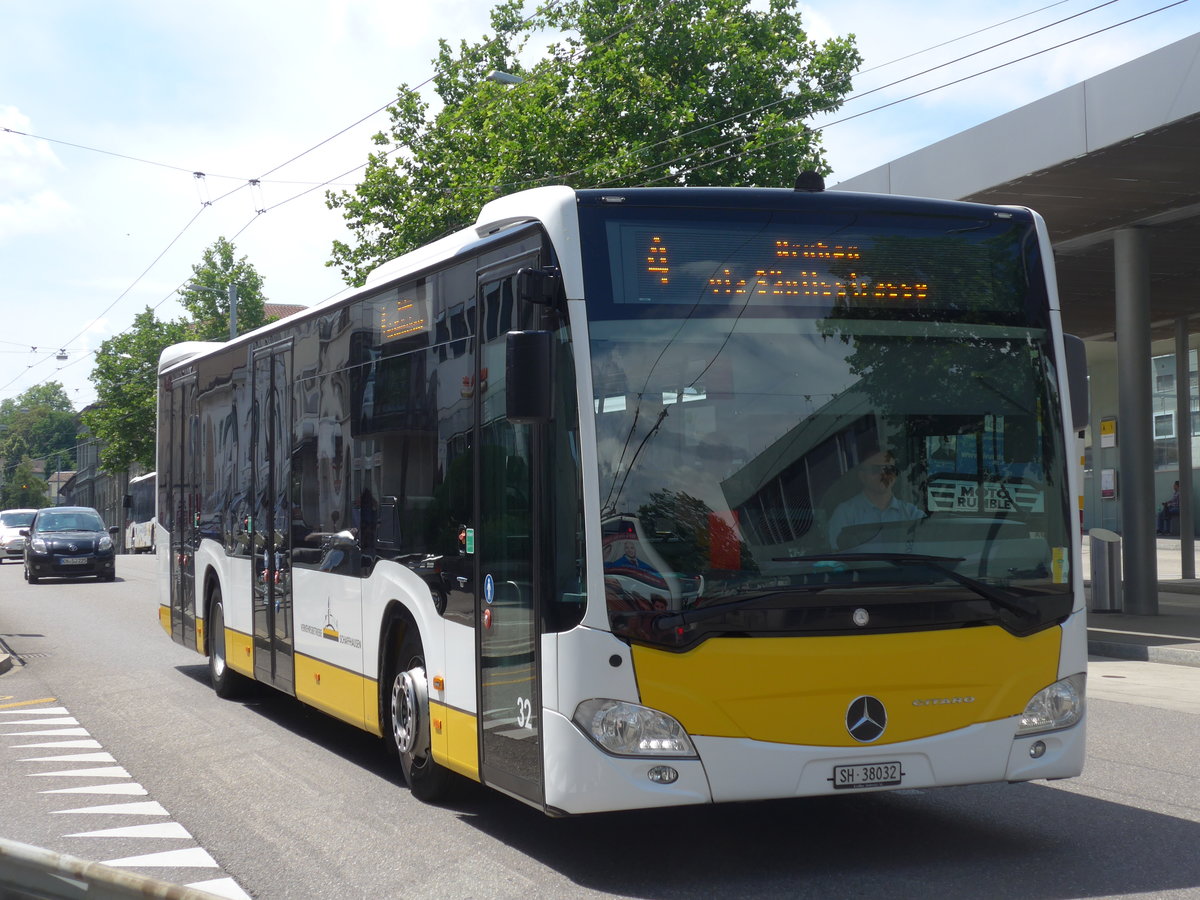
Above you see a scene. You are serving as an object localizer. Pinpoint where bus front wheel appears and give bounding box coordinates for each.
[386,630,453,803]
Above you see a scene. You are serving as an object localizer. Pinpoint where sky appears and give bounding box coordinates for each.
[2,0,1196,411]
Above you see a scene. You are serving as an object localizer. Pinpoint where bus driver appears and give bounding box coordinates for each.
[828,449,924,550]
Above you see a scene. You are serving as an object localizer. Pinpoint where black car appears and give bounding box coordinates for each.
[23,506,117,583]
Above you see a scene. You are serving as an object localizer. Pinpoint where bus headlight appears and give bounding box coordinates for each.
[573,699,697,758]
[1016,673,1086,735]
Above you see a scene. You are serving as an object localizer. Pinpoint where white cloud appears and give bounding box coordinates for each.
[0,107,73,241]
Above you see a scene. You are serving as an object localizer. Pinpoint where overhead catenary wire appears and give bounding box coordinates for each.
[631,0,1189,187]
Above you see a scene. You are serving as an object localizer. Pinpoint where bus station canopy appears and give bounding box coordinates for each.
[836,32,1200,343]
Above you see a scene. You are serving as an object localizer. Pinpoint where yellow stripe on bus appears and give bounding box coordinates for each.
[295,653,371,732]
[430,701,479,781]
[226,629,254,678]
[632,626,1061,747]
[158,604,171,636]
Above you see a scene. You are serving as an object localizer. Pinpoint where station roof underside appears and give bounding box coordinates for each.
[835,33,1200,343]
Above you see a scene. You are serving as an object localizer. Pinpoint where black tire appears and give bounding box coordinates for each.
[208,589,246,699]
[384,625,453,802]
[24,563,39,584]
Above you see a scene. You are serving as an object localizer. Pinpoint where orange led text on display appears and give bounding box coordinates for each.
[641,236,931,303]
[380,298,428,341]
[647,236,669,285]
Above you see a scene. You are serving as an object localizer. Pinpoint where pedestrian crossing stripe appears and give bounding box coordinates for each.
[27,766,131,779]
[41,783,149,795]
[102,847,219,868]
[67,822,192,840]
[20,752,117,763]
[51,801,169,815]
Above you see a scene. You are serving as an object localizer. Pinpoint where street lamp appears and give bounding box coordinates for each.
[485,70,524,85]
[185,282,240,340]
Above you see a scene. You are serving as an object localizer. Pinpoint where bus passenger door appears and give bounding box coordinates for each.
[476,260,545,806]
[167,374,198,650]
[250,341,295,694]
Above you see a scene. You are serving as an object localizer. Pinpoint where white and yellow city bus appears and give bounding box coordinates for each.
[124,471,157,554]
[156,183,1088,815]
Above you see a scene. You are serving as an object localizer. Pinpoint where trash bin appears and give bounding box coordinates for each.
[1088,528,1123,613]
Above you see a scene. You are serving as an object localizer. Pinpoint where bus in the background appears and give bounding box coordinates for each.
[124,471,156,554]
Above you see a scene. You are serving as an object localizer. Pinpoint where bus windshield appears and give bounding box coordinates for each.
[581,200,1074,649]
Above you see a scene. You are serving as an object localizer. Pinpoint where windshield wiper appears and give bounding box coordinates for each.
[776,553,1040,619]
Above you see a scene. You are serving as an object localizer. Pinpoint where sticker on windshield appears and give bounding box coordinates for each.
[1052,547,1068,584]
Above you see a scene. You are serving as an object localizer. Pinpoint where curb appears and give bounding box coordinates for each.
[0,653,11,676]
[1088,639,1200,668]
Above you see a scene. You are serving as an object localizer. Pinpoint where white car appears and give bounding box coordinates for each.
[0,508,38,562]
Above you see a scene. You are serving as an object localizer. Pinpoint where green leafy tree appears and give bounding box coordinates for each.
[0,458,50,509]
[84,308,192,473]
[178,236,270,341]
[0,383,79,482]
[327,0,861,285]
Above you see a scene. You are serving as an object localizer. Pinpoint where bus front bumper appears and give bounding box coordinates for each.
[541,709,1085,815]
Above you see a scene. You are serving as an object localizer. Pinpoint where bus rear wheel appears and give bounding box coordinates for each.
[385,630,453,803]
[208,588,246,699]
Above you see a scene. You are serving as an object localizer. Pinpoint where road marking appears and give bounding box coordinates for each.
[0,697,58,709]
[27,766,131,779]
[5,700,250,898]
[1090,626,1200,641]
[20,752,117,763]
[42,783,149,796]
[67,823,192,840]
[51,800,169,816]
[187,877,252,900]
[102,848,219,868]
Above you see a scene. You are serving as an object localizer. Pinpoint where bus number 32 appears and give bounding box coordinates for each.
[516,696,534,730]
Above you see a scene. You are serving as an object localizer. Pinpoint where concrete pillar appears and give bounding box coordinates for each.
[1115,228,1158,614]
[1177,318,1195,578]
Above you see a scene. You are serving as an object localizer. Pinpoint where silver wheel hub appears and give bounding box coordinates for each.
[391,668,425,756]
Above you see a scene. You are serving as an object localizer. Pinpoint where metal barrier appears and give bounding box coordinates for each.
[1088,528,1123,613]
[0,836,226,900]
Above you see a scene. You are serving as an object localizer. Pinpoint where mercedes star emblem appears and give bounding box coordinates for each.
[846,695,887,743]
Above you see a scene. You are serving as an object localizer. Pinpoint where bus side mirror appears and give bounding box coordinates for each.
[515,267,560,306]
[123,494,132,509]
[1063,334,1088,431]
[506,330,553,424]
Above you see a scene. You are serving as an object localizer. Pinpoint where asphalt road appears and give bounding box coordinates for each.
[2,556,1200,899]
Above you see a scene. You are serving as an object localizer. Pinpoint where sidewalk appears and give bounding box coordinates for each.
[1083,536,1200,668]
